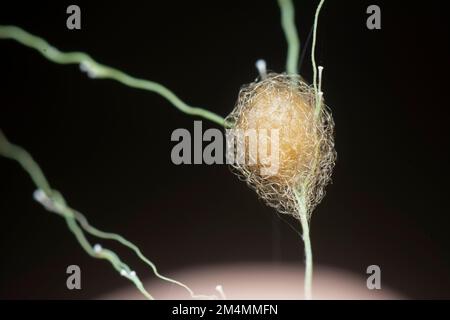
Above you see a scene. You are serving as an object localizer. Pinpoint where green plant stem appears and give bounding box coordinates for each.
[312,0,325,117]
[0,24,222,300]
[73,210,214,299]
[295,191,313,300]
[0,129,217,300]
[0,25,225,127]
[278,0,300,74]
[299,211,313,300]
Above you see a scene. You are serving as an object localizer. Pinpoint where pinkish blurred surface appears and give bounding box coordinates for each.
[102,263,403,300]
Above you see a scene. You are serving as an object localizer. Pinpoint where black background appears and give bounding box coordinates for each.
[0,0,449,299]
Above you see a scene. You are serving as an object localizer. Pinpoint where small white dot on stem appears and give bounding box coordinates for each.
[93,244,102,253]
[255,59,267,80]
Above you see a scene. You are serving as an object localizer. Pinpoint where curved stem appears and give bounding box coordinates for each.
[0,25,225,127]
[311,0,325,98]
[0,129,218,300]
[278,0,300,74]
[73,210,216,299]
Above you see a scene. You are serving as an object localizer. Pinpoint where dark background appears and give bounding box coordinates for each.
[0,0,449,299]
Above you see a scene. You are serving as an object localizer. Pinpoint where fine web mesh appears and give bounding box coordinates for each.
[225,73,336,220]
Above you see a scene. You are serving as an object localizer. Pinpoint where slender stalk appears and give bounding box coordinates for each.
[278,0,326,300]
[0,25,225,127]
[73,210,215,299]
[311,0,325,97]
[304,10,327,300]
[278,0,300,74]
[299,211,313,300]
[295,190,313,299]
[0,129,217,300]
